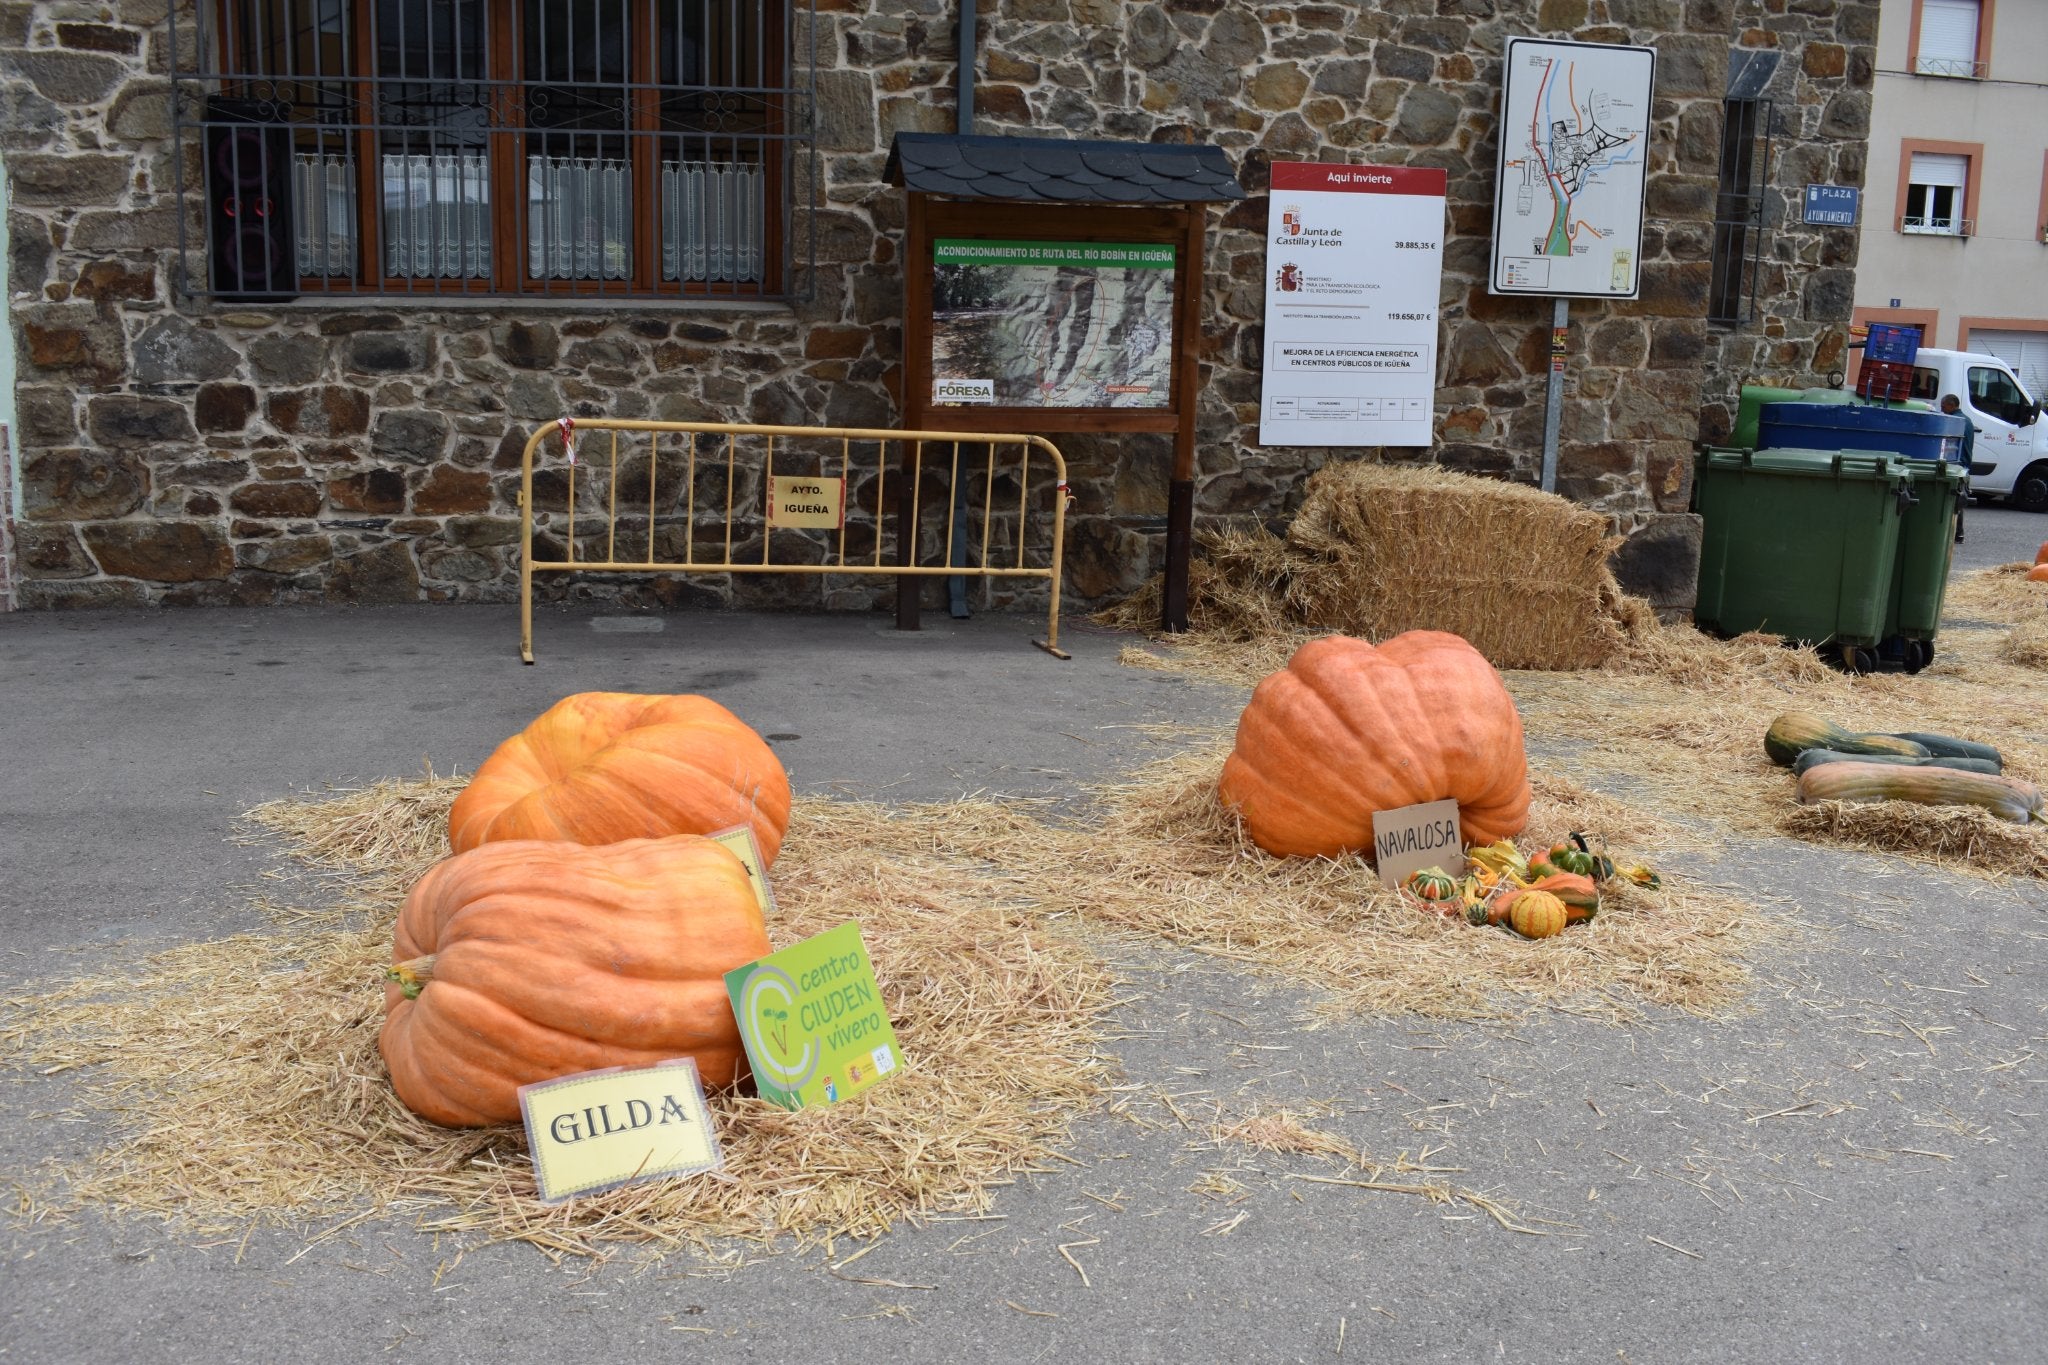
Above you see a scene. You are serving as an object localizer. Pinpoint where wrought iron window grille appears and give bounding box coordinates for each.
[170,0,815,303]
[1707,97,1773,328]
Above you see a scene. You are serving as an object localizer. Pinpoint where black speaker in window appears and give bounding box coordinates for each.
[204,97,297,300]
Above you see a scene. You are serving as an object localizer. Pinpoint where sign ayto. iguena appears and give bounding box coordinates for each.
[725,921,902,1111]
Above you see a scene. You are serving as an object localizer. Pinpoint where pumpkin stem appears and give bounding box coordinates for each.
[386,954,437,1000]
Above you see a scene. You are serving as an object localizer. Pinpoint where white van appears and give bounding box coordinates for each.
[1907,349,2048,508]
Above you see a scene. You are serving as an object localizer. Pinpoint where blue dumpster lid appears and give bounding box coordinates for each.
[1759,401,1967,438]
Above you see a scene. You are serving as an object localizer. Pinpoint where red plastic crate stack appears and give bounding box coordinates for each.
[1857,357,1914,402]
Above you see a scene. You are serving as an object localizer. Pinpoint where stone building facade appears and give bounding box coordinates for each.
[2,0,1877,612]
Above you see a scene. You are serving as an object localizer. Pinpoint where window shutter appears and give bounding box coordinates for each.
[1917,0,1980,75]
[1909,152,1969,189]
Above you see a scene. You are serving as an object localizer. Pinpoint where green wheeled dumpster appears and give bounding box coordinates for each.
[1883,457,1967,673]
[1693,447,1914,672]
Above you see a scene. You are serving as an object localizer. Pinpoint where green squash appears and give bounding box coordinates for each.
[1791,749,2002,777]
[1765,712,1929,767]
[1890,732,2003,770]
[1796,761,2045,824]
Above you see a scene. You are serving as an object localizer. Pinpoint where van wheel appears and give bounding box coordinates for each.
[2014,463,2048,513]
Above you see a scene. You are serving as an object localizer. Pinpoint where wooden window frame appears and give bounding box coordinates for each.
[206,0,789,300]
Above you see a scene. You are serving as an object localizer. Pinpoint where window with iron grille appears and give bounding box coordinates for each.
[1707,97,1772,327]
[172,0,812,301]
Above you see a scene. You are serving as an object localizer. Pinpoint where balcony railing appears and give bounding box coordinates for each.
[1914,55,1986,78]
[1901,214,1972,237]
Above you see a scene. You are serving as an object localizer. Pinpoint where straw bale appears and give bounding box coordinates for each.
[1095,462,1645,672]
[1781,799,2048,879]
[1283,462,1622,670]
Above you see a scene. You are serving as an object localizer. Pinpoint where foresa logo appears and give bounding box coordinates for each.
[933,378,995,404]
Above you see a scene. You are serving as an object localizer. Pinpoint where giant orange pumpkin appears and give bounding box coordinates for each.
[449,692,792,863]
[1217,631,1531,859]
[380,835,770,1127]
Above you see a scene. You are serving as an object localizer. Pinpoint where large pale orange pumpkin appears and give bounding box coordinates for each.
[449,692,791,863]
[380,835,770,1127]
[1217,631,1531,859]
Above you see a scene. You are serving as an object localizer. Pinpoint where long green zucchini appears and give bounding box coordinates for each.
[1792,748,2002,777]
[1890,732,2004,769]
[1796,761,2045,824]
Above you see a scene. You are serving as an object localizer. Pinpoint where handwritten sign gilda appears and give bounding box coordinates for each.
[1369,798,1466,889]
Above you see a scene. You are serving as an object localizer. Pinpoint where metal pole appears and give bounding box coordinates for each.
[1540,296,1569,492]
[957,0,976,135]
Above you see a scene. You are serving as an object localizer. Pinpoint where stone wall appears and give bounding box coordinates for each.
[4,0,1876,611]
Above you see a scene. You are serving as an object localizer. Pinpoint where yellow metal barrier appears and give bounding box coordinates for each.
[516,419,1071,663]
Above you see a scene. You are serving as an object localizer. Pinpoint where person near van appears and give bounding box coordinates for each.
[1941,394,1974,542]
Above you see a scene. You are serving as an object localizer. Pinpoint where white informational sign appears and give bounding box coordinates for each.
[1490,37,1655,298]
[1259,162,1447,448]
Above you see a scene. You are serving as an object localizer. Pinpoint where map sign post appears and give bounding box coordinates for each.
[1488,37,1656,490]
[901,194,1211,630]
[1490,37,1654,299]
[1259,162,1447,449]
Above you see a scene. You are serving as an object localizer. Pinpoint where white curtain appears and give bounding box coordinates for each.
[383,152,493,278]
[292,151,766,285]
[660,160,763,283]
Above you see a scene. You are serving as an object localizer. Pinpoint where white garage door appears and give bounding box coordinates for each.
[1969,329,2048,399]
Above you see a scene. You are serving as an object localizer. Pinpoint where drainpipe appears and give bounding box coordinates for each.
[0,161,17,611]
[957,0,976,134]
[941,0,977,617]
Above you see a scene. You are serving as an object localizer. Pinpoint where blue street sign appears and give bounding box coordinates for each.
[1803,184,1860,226]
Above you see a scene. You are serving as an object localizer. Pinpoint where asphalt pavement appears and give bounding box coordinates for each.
[1,560,2044,1363]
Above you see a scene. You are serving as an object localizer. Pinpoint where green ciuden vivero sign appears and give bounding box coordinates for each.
[725,921,901,1110]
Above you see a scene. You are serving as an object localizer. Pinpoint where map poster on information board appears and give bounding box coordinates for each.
[929,239,1176,410]
[1490,37,1655,298]
[1259,162,1447,449]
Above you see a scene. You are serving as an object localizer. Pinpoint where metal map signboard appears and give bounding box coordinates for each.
[1490,37,1655,298]
[928,239,1176,410]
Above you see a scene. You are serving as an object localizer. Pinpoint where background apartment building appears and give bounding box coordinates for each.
[1854,0,2048,393]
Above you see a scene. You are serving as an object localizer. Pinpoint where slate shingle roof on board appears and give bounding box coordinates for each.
[885,134,1245,204]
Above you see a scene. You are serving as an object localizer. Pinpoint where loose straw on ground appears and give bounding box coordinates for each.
[3,781,1113,1257]
[4,741,1772,1252]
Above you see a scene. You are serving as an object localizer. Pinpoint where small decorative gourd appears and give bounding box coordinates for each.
[1404,866,1461,907]
[1506,889,1569,940]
